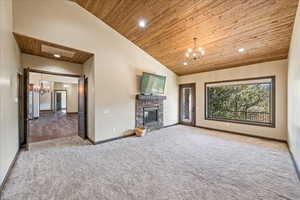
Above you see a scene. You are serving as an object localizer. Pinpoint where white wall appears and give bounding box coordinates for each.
[0,0,21,187]
[54,82,78,113]
[13,0,179,142]
[180,60,288,141]
[288,3,300,171]
[39,81,52,111]
[22,53,82,76]
[29,72,79,114]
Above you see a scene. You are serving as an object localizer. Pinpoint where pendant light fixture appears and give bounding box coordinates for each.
[28,73,50,95]
[183,37,205,66]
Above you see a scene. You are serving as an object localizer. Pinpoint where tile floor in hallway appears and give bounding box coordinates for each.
[28,111,78,143]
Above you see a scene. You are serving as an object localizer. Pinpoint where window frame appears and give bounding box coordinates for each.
[204,76,276,128]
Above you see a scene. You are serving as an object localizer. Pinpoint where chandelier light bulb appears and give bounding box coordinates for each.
[185,52,190,57]
[183,62,188,66]
[188,48,192,53]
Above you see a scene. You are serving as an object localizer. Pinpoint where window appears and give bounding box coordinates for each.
[205,77,275,127]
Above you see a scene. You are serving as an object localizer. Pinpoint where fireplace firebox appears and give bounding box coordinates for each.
[143,107,158,125]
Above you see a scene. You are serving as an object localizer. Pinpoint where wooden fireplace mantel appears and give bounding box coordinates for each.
[136,95,167,101]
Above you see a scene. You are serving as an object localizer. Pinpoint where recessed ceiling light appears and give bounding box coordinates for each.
[238,48,245,53]
[138,19,146,28]
[183,62,188,66]
[53,54,61,58]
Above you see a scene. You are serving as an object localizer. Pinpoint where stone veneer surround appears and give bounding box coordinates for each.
[135,95,166,131]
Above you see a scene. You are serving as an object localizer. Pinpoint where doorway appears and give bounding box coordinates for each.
[54,90,67,112]
[23,69,88,145]
[179,83,196,126]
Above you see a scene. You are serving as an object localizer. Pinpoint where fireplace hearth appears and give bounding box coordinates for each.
[135,95,166,131]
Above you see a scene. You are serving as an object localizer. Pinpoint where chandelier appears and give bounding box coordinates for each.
[183,37,205,66]
[28,74,51,95]
[39,81,51,95]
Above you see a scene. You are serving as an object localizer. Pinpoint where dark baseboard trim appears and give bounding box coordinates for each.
[94,133,135,145]
[195,125,286,143]
[163,123,179,128]
[90,124,179,145]
[288,149,300,181]
[67,112,78,114]
[86,137,96,145]
[0,149,20,197]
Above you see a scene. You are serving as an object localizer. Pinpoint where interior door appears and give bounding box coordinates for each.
[23,68,29,148]
[78,77,86,139]
[18,73,25,146]
[179,83,196,126]
[84,77,88,137]
[56,93,62,111]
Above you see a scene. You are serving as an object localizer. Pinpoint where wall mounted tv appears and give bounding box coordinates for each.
[141,72,166,95]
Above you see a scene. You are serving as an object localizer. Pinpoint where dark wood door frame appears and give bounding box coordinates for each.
[84,77,88,138]
[179,83,196,126]
[78,76,88,139]
[18,73,25,148]
[23,68,29,149]
[54,90,67,112]
[28,68,81,78]
[22,68,88,147]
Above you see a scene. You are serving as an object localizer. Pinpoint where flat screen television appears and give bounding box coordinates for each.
[141,72,166,95]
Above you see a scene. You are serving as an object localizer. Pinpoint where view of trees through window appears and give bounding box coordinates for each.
[206,77,274,126]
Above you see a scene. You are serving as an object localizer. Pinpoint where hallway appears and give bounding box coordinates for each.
[29,111,78,143]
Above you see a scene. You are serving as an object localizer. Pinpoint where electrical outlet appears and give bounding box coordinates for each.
[113,128,116,132]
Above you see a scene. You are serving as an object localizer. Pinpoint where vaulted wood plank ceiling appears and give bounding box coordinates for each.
[72,0,299,75]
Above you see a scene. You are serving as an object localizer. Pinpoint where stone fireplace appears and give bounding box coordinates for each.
[135,95,166,131]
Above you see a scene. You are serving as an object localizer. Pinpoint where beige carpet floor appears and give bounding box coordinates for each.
[1,125,299,200]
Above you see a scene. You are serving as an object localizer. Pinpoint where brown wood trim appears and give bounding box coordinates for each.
[0,149,20,196]
[28,69,81,78]
[179,83,196,126]
[23,68,29,149]
[163,123,179,128]
[204,76,276,128]
[91,124,179,145]
[204,75,275,85]
[39,110,53,112]
[195,125,285,143]
[86,137,96,145]
[93,133,135,145]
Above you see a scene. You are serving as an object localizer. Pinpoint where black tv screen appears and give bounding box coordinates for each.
[141,72,166,95]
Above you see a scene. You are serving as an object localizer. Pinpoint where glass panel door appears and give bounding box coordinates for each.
[179,84,195,126]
